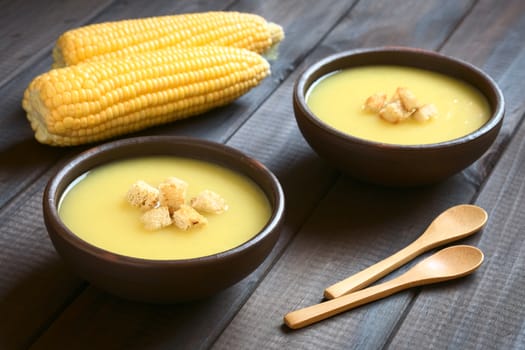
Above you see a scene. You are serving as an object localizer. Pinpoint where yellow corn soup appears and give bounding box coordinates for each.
[306,65,491,144]
[58,156,272,260]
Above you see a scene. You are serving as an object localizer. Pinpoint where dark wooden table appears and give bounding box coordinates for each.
[2,0,525,349]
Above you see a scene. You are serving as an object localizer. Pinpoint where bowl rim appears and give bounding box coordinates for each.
[43,135,285,267]
[294,46,505,150]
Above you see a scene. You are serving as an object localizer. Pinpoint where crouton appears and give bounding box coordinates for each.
[397,87,419,111]
[379,100,410,123]
[365,87,435,124]
[190,190,229,214]
[172,204,208,231]
[126,180,159,211]
[140,206,172,231]
[413,103,438,122]
[158,177,188,213]
[364,92,387,113]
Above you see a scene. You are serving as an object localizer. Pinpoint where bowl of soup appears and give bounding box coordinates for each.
[43,136,285,302]
[293,47,504,186]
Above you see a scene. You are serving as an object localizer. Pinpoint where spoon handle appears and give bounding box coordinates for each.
[285,275,411,329]
[324,240,425,299]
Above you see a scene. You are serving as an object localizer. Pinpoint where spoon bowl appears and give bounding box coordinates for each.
[284,245,484,329]
[420,204,488,246]
[324,204,487,298]
[403,244,484,283]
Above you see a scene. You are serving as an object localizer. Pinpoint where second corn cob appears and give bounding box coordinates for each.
[23,46,270,146]
[53,11,285,68]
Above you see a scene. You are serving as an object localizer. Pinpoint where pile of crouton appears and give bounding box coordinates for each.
[126,177,228,231]
[364,87,437,123]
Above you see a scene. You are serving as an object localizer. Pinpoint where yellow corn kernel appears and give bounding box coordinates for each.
[53,11,284,68]
[22,46,270,146]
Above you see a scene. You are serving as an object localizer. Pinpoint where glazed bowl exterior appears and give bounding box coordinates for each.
[293,47,504,186]
[43,136,285,303]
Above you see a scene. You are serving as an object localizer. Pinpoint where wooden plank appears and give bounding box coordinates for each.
[388,0,525,347]
[390,84,525,349]
[1,0,522,349]
[31,0,496,344]
[75,0,234,23]
[211,0,525,348]
[0,171,87,350]
[2,0,353,349]
[390,134,525,347]
[441,0,525,185]
[0,1,243,348]
[0,0,113,89]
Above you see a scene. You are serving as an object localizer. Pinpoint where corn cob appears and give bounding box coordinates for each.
[23,46,270,146]
[53,11,284,68]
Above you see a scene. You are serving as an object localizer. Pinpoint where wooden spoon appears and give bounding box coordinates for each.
[324,204,487,299]
[284,245,483,329]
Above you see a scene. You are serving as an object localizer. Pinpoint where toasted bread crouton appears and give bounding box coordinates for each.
[126,180,159,211]
[190,190,228,214]
[159,177,188,213]
[364,87,438,124]
[379,100,410,123]
[364,93,387,113]
[172,204,208,231]
[413,103,438,122]
[397,87,419,111]
[140,206,172,230]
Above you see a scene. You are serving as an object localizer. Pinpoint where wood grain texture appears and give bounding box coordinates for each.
[390,96,525,350]
[0,1,240,348]
[389,0,525,348]
[0,0,112,89]
[213,178,477,349]
[2,0,351,349]
[0,168,86,350]
[212,0,525,348]
[442,0,525,186]
[1,0,525,349]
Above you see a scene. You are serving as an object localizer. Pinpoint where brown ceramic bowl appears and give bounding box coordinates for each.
[43,136,285,303]
[293,47,505,186]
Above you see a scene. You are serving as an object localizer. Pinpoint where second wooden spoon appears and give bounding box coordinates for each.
[324,204,487,299]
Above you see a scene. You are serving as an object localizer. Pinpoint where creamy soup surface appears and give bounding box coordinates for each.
[59,156,271,260]
[306,65,491,145]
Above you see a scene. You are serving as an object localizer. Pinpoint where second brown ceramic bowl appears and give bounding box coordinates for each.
[43,136,285,303]
[293,47,505,186]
